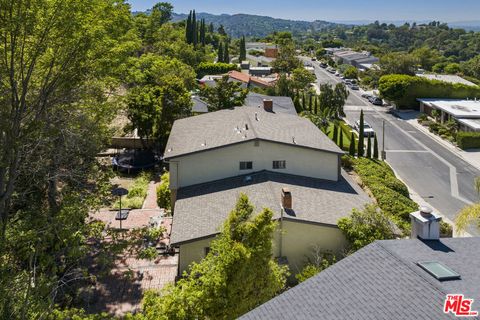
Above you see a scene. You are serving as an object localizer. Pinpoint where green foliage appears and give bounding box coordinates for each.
[48,308,111,319]
[444,63,461,74]
[318,83,349,118]
[351,158,418,223]
[199,75,248,110]
[291,67,316,91]
[349,133,356,156]
[455,203,480,232]
[366,136,372,158]
[373,135,379,159]
[379,74,480,109]
[456,132,480,149]
[343,66,359,79]
[196,62,239,78]
[272,39,302,73]
[239,36,247,62]
[338,204,396,252]
[379,52,418,76]
[462,55,480,80]
[114,172,151,210]
[156,173,171,210]
[140,194,289,319]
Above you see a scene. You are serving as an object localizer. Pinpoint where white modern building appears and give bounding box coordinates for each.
[418,98,480,131]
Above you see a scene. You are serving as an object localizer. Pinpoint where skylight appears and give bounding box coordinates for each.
[417,261,460,281]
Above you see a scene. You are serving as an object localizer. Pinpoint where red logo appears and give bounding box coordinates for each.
[444,294,478,317]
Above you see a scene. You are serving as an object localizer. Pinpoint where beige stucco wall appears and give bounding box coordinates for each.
[169,140,339,189]
[178,237,216,275]
[177,220,347,276]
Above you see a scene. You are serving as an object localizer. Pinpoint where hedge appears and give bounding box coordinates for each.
[352,158,418,225]
[457,131,480,149]
[378,74,480,109]
[196,62,239,78]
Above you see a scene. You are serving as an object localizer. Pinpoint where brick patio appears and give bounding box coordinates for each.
[85,178,177,316]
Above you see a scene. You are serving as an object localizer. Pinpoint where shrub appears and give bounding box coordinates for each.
[157,172,171,210]
[456,131,480,149]
[295,251,336,283]
[440,221,453,238]
[379,74,480,109]
[338,204,396,252]
[113,172,151,209]
[352,158,418,224]
[196,62,239,78]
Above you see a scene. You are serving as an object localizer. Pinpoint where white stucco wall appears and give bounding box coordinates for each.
[168,140,339,189]
[177,220,347,276]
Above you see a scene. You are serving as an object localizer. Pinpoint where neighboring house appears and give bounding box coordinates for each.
[228,70,251,88]
[198,75,223,87]
[249,66,272,77]
[191,95,209,114]
[191,93,296,115]
[244,93,297,115]
[164,105,370,275]
[228,70,277,89]
[416,74,477,87]
[333,49,379,70]
[419,98,480,132]
[241,209,480,320]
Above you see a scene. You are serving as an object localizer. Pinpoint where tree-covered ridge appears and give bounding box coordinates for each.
[171,12,341,38]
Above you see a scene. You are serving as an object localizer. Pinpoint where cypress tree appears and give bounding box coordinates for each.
[294,93,302,114]
[224,41,230,63]
[192,10,197,46]
[366,135,372,158]
[186,11,192,44]
[339,130,344,149]
[349,133,356,156]
[239,36,247,62]
[332,125,338,145]
[200,19,206,46]
[309,94,313,112]
[314,96,318,114]
[217,41,224,62]
[357,109,365,157]
[209,22,214,33]
[373,134,379,159]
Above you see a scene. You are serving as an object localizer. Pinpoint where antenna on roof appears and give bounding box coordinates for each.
[255,112,258,121]
[245,123,249,130]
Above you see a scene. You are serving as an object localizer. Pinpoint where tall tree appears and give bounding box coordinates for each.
[217,41,224,62]
[332,125,338,145]
[199,75,248,110]
[0,0,136,315]
[272,38,302,73]
[200,19,206,46]
[185,11,192,44]
[192,10,198,46]
[145,2,173,44]
[373,135,379,159]
[349,133,356,156]
[224,41,230,63]
[209,22,214,33]
[141,194,289,319]
[358,110,365,157]
[339,130,344,149]
[239,36,247,62]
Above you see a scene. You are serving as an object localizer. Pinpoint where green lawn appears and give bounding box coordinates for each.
[326,120,357,150]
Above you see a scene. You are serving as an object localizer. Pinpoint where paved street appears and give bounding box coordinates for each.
[302,57,480,233]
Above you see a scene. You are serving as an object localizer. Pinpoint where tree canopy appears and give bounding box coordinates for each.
[199,75,248,111]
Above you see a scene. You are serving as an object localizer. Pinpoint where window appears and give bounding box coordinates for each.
[204,247,210,256]
[239,161,253,170]
[273,160,286,169]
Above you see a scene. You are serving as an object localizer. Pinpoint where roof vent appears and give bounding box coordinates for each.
[281,188,292,210]
[245,123,249,130]
[292,136,296,144]
[167,148,172,153]
[201,140,207,147]
[255,112,259,121]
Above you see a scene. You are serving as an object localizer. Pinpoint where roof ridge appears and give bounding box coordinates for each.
[376,240,448,297]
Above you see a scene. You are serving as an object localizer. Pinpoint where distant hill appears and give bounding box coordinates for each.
[171,12,341,38]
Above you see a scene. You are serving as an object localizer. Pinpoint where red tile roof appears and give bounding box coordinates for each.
[228,70,251,83]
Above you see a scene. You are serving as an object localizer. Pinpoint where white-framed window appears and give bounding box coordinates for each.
[273,160,286,169]
[239,161,253,170]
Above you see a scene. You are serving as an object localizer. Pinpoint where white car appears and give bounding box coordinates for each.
[354,120,375,137]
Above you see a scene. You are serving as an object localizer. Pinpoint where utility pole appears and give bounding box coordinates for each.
[381,119,386,161]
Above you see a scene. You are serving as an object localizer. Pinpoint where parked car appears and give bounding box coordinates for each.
[362,93,372,99]
[354,120,375,137]
[368,96,383,106]
[327,68,336,74]
[320,63,327,68]
[349,84,359,90]
[335,72,341,77]
[311,57,317,61]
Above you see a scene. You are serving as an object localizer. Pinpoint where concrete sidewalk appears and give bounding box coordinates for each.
[394,110,480,171]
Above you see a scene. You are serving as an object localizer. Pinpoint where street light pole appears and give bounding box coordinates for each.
[381,119,386,161]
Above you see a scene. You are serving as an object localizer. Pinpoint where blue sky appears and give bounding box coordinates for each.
[128,0,480,22]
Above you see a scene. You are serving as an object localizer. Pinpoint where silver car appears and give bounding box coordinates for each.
[354,120,375,137]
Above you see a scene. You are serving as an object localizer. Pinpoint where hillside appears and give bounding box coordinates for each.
[171,12,341,38]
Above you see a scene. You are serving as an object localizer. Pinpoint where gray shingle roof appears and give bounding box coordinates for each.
[191,96,209,113]
[244,93,297,115]
[164,106,341,160]
[171,170,370,245]
[241,237,480,320]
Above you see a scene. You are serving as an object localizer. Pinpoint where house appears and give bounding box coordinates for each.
[333,50,379,69]
[228,70,250,88]
[416,74,477,87]
[241,208,480,320]
[192,93,296,115]
[244,93,296,115]
[418,98,480,132]
[164,105,370,275]
[264,47,278,58]
[228,70,278,89]
[249,66,272,77]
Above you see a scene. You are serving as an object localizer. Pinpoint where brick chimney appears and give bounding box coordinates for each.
[281,188,292,210]
[263,99,273,112]
[410,206,441,240]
